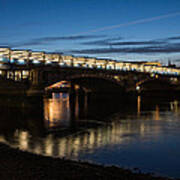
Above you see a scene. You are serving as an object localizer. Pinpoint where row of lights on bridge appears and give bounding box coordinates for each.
[0,56,179,76]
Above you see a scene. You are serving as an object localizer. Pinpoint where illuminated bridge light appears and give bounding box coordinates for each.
[45,61,51,64]
[0,56,6,62]
[74,63,81,67]
[97,65,102,69]
[33,60,40,64]
[136,86,140,91]
[88,64,93,68]
[115,66,120,70]
[106,65,112,69]
[59,62,67,66]
[0,47,180,76]
[0,57,9,62]
[122,67,127,71]
[10,59,15,63]
[17,59,25,65]
[84,64,89,68]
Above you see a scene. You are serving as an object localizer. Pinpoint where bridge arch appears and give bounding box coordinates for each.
[45,80,70,91]
[45,73,125,94]
[136,78,174,92]
[66,73,122,85]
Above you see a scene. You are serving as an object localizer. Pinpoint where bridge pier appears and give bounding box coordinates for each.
[69,83,88,121]
[26,69,45,96]
[26,85,45,96]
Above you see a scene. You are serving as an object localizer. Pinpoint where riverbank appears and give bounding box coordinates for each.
[0,143,173,180]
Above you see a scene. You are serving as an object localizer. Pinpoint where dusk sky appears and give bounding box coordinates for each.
[1,0,180,64]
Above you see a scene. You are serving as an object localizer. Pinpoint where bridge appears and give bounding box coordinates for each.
[0,47,180,96]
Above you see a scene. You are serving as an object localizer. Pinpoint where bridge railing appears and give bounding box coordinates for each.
[0,56,180,77]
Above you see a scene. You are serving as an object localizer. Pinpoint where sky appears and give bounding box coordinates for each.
[1,0,180,64]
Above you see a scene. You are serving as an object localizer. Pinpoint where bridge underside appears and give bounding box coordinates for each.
[139,79,174,90]
[70,77,125,93]
[13,66,180,96]
[136,79,180,97]
[44,77,126,95]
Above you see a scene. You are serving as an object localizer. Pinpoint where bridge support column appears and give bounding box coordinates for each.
[77,86,88,119]
[69,83,88,121]
[69,82,77,122]
[27,69,45,96]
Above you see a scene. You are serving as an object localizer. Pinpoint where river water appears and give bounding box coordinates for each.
[0,93,180,178]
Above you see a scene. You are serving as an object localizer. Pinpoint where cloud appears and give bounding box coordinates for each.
[0,21,43,32]
[167,36,180,40]
[9,34,107,48]
[81,37,123,46]
[68,43,180,54]
[172,59,180,62]
[35,35,106,42]
[16,41,45,47]
[81,39,166,46]
[109,40,166,46]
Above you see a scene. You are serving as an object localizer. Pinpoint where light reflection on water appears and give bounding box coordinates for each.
[44,93,70,128]
[0,93,180,177]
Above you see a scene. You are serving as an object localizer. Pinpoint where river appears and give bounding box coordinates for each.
[0,93,180,178]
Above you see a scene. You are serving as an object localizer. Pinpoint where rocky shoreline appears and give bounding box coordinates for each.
[0,143,174,180]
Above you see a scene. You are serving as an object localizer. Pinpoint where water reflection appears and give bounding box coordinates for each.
[3,108,180,158]
[44,93,70,128]
[19,131,29,150]
[170,100,179,113]
[138,99,160,121]
[0,94,180,177]
[137,95,141,116]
